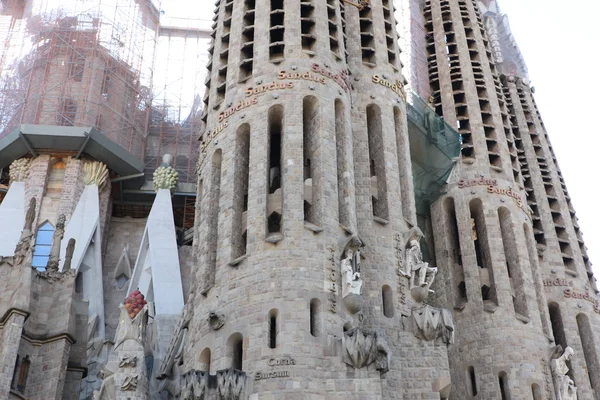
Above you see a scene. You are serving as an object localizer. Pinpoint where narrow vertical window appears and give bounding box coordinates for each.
[216,0,232,103]
[577,314,600,393]
[232,124,250,260]
[470,199,497,306]
[367,104,389,221]
[335,99,350,227]
[498,371,509,400]
[467,366,478,396]
[239,0,256,82]
[204,150,222,291]
[228,333,244,371]
[267,106,284,237]
[394,107,412,221]
[303,96,321,227]
[326,0,340,57]
[269,0,285,61]
[359,4,375,65]
[445,198,467,307]
[498,207,528,318]
[524,223,551,336]
[300,0,316,53]
[382,285,394,318]
[531,384,542,400]
[268,309,278,349]
[32,221,54,270]
[381,0,397,66]
[199,348,211,374]
[310,299,321,337]
[549,302,567,350]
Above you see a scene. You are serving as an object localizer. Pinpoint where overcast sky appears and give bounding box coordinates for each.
[498,0,600,278]
[181,1,600,277]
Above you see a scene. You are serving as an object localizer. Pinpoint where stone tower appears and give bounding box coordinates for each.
[415,0,600,399]
[159,0,454,398]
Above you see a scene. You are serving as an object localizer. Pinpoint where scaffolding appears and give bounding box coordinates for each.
[0,0,211,184]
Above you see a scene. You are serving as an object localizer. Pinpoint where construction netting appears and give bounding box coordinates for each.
[0,0,211,184]
[407,92,461,215]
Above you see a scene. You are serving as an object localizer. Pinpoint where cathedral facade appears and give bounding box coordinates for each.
[0,0,598,399]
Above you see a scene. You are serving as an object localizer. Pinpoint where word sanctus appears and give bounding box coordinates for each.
[563,288,600,315]
[458,177,498,188]
[372,74,405,98]
[312,63,352,92]
[255,371,290,380]
[487,185,530,215]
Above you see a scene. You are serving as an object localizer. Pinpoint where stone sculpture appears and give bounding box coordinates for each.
[342,249,363,298]
[3,198,36,267]
[412,305,455,345]
[551,346,578,400]
[120,374,138,391]
[179,370,208,400]
[342,328,390,374]
[46,214,65,271]
[209,312,226,330]
[400,239,437,291]
[119,355,138,368]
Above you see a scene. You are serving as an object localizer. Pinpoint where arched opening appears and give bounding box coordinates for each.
[367,104,388,220]
[310,298,321,337]
[303,96,321,226]
[232,124,251,259]
[531,383,542,400]
[498,371,509,400]
[227,333,244,371]
[470,199,497,306]
[204,150,222,290]
[335,99,350,227]
[577,313,600,393]
[267,105,284,236]
[466,366,478,396]
[199,348,211,374]
[268,309,278,349]
[445,197,467,308]
[524,223,551,336]
[382,285,394,318]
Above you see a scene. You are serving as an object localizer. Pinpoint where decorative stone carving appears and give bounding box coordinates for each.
[179,370,208,399]
[119,355,138,368]
[153,154,179,192]
[8,158,31,183]
[46,214,65,271]
[209,312,226,330]
[342,249,362,298]
[342,328,390,374]
[83,161,109,190]
[63,238,76,271]
[120,374,138,391]
[217,368,250,400]
[551,347,578,400]
[412,305,455,345]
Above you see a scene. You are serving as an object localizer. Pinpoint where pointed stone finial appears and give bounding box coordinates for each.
[63,238,76,271]
[46,214,66,272]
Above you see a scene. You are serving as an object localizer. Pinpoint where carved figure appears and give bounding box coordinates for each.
[342,328,390,374]
[400,239,437,292]
[179,370,208,399]
[209,312,226,330]
[63,238,76,271]
[342,250,363,298]
[46,214,65,271]
[551,347,578,400]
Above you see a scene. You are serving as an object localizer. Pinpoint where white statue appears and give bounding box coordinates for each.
[400,240,437,291]
[342,250,362,298]
[552,347,578,400]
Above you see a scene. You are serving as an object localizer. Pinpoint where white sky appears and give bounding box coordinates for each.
[498,0,600,278]
[166,1,600,277]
